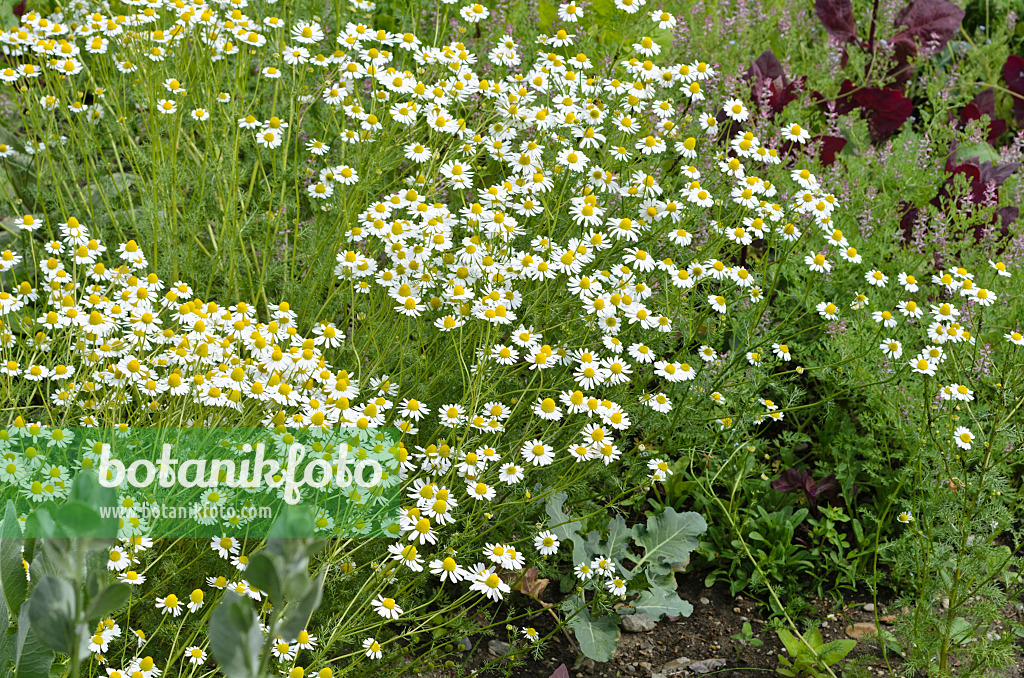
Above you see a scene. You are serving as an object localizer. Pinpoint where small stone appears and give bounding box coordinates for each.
[699,597,710,605]
[487,640,511,656]
[688,658,727,674]
[732,607,740,613]
[863,603,875,613]
[622,613,657,633]
[845,622,878,639]
[661,656,692,675]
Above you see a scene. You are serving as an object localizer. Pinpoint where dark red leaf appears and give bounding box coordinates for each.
[888,36,920,83]
[745,50,798,118]
[946,162,985,203]
[771,468,810,494]
[949,163,982,182]
[745,49,786,84]
[959,102,980,124]
[978,161,1020,188]
[894,0,965,49]
[550,664,571,678]
[1003,55,1024,125]
[13,0,25,17]
[995,206,1019,231]
[851,86,914,140]
[1006,55,1024,93]
[815,0,857,43]
[958,89,1005,142]
[767,76,806,117]
[899,204,919,244]
[805,474,840,501]
[889,0,964,81]
[817,81,911,140]
[969,88,997,118]
[816,135,848,165]
[832,79,858,115]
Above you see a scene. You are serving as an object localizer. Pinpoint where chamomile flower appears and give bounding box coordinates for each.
[558,2,583,21]
[910,357,936,376]
[816,301,839,320]
[865,270,888,287]
[459,3,490,22]
[723,98,749,122]
[953,426,975,450]
[185,647,206,665]
[363,637,383,659]
[880,339,903,360]
[371,595,403,619]
[781,123,811,143]
[211,536,239,558]
[155,593,182,616]
[186,589,205,613]
[872,310,898,328]
[534,530,560,555]
[989,260,1010,277]
[155,98,177,114]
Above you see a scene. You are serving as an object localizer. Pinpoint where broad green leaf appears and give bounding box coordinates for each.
[15,606,54,678]
[53,502,102,537]
[948,616,974,645]
[0,582,13,674]
[27,576,78,655]
[537,0,557,30]
[27,538,74,583]
[263,506,326,577]
[245,552,283,609]
[266,504,315,541]
[601,515,635,578]
[957,142,1001,164]
[651,27,674,53]
[776,629,801,657]
[67,470,119,540]
[209,591,262,678]
[277,568,325,642]
[632,508,706,574]
[84,584,131,625]
[560,591,586,618]
[1,501,27,619]
[568,607,619,662]
[633,581,692,620]
[0,2,17,31]
[818,638,856,665]
[545,492,586,563]
[590,0,616,18]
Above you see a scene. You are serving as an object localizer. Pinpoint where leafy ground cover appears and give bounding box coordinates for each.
[0,0,1021,675]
